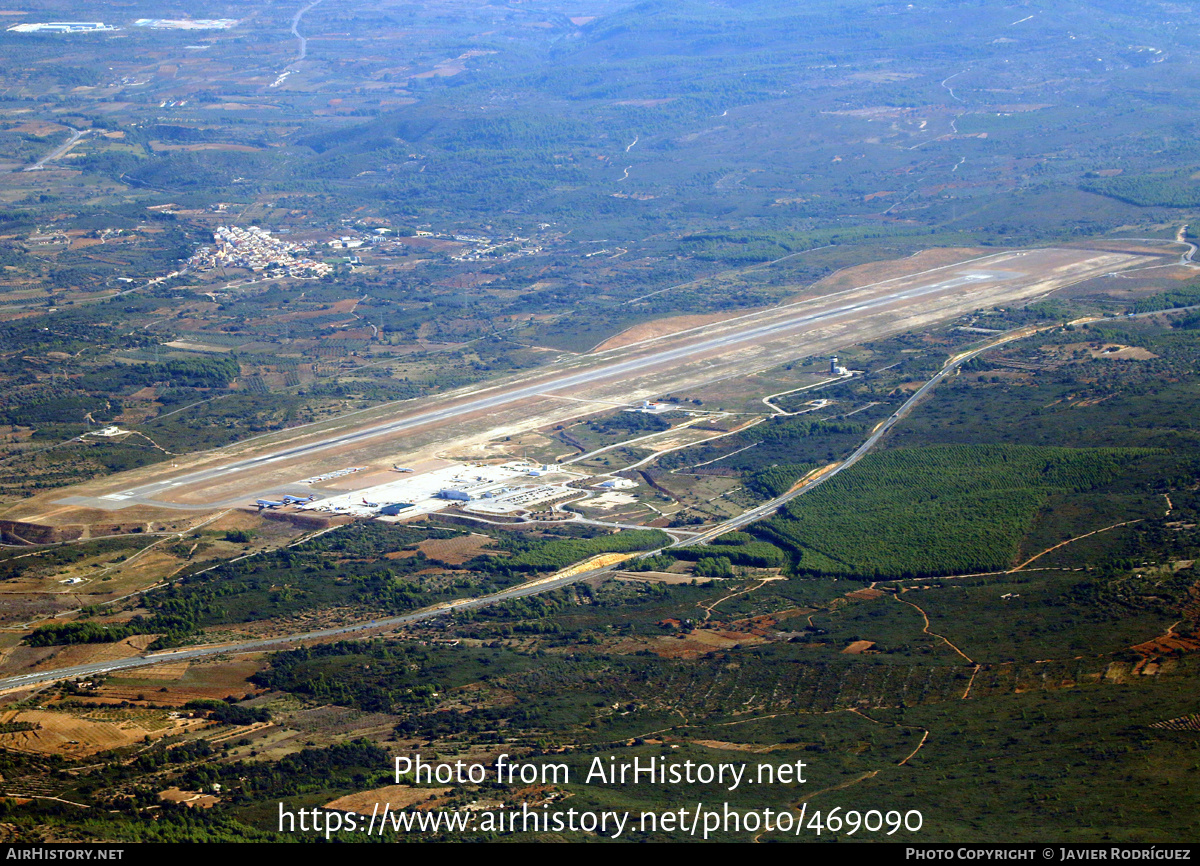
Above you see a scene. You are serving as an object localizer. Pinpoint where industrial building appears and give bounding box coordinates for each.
[7,22,117,33]
[594,477,637,490]
[627,399,677,414]
[378,503,414,516]
[133,19,238,29]
[302,461,587,521]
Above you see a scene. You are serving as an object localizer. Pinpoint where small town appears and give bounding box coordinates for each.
[187,225,333,277]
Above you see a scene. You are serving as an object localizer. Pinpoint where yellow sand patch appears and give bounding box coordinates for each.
[159,787,219,809]
[842,640,876,654]
[1088,343,1157,361]
[551,552,633,580]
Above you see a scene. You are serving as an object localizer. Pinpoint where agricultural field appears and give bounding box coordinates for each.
[0,705,202,758]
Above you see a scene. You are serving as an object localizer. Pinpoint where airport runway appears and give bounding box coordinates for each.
[0,319,1079,693]
[52,247,1146,512]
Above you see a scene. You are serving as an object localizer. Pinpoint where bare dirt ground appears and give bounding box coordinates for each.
[842,640,877,654]
[417,534,496,566]
[89,656,264,705]
[845,588,886,601]
[614,571,717,585]
[584,492,640,511]
[148,142,261,153]
[130,660,191,680]
[1132,624,1200,658]
[649,628,770,658]
[325,785,452,815]
[689,739,798,753]
[203,511,272,533]
[594,311,743,352]
[10,120,66,135]
[158,787,220,808]
[790,247,990,298]
[593,247,987,351]
[0,635,157,681]
[1088,343,1159,361]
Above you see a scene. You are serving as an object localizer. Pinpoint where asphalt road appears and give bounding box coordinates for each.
[23,127,85,172]
[0,566,592,692]
[678,328,1035,545]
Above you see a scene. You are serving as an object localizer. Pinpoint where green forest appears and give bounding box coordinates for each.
[754,445,1160,579]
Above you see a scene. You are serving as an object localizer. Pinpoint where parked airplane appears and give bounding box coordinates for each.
[281,495,316,504]
[362,498,379,508]
[255,499,284,508]
[392,465,414,472]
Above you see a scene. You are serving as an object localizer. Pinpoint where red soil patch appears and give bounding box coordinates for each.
[845,588,885,601]
[416,534,496,566]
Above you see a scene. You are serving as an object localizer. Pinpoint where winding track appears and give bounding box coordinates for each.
[287,0,325,67]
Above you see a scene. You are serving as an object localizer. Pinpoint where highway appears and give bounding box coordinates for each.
[22,127,86,172]
[0,561,598,693]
